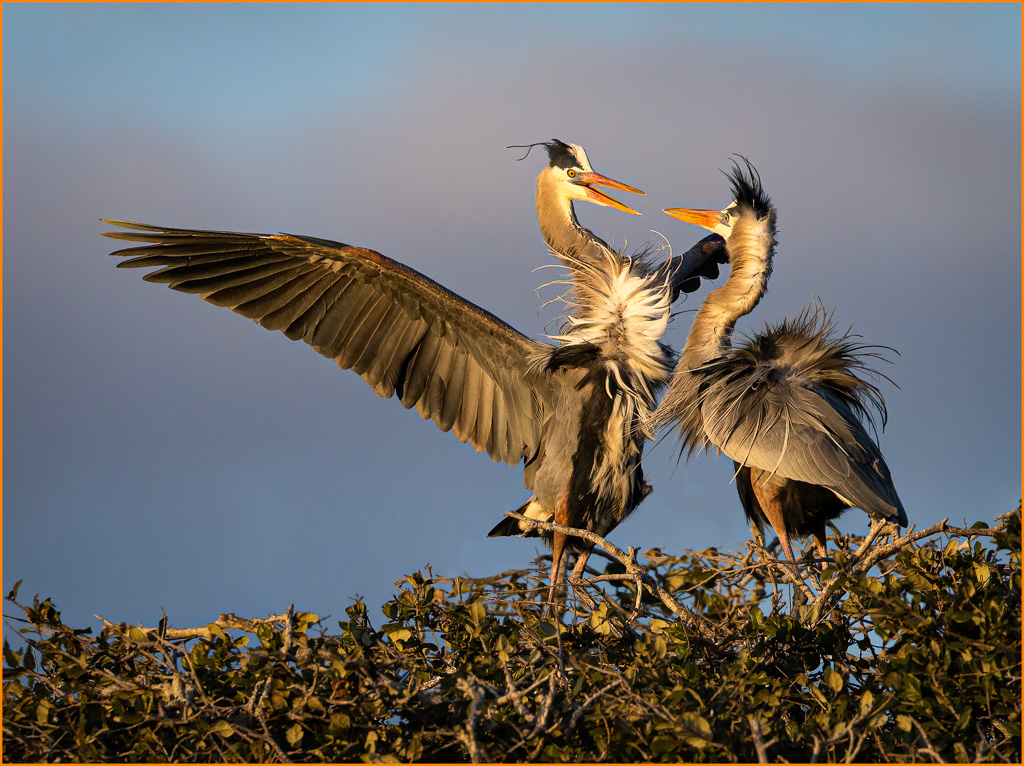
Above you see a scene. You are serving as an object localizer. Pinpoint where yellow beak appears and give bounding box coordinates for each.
[578,171,645,215]
[662,207,721,231]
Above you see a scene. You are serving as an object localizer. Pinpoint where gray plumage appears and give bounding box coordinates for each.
[489,140,727,600]
[105,222,548,466]
[653,160,905,562]
[104,141,724,605]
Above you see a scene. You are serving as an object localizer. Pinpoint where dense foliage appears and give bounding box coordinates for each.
[3,507,1019,762]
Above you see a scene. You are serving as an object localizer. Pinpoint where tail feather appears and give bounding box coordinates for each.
[487,498,547,538]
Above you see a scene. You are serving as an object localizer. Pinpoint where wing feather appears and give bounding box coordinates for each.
[693,312,904,523]
[309,281,368,352]
[402,328,443,409]
[441,350,469,434]
[458,356,482,443]
[427,341,456,427]
[234,267,331,322]
[342,297,394,372]
[475,374,494,455]
[491,386,509,464]
[369,315,425,398]
[105,220,550,467]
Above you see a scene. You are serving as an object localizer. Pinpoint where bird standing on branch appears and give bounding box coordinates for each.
[489,139,726,602]
[104,140,724,607]
[652,159,906,568]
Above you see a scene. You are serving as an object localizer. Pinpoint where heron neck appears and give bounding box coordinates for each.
[679,219,774,369]
[535,176,614,271]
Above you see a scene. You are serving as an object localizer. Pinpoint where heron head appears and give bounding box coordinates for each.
[541,139,644,215]
[663,157,775,238]
[663,201,740,238]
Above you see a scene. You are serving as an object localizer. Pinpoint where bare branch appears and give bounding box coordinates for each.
[805,519,951,625]
[95,612,297,641]
[456,678,488,763]
[748,715,773,763]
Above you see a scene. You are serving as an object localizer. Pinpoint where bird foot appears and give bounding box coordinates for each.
[567,575,598,611]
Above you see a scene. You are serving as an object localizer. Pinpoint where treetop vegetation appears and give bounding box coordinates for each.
[3,506,1019,762]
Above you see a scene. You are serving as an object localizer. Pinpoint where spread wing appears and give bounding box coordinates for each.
[104,220,553,467]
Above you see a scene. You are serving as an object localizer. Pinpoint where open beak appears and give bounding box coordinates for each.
[577,171,644,215]
[663,207,722,231]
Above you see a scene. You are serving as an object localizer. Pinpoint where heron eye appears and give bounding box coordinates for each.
[567,169,576,178]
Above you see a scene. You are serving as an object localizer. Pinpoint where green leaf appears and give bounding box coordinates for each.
[209,720,235,738]
[35,698,51,725]
[679,712,713,748]
[3,642,22,670]
[823,668,843,693]
[954,708,972,732]
[329,712,351,734]
[859,689,874,715]
[651,735,677,755]
[389,629,412,644]
[307,697,325,714]
[6,579,23,600]
[285,723,304,746]
[896,715,913,732]
[648,618,670,634]
[468,600,486,624]
[995,719,1021,738]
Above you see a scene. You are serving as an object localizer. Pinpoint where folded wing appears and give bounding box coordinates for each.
[698,360,906,525]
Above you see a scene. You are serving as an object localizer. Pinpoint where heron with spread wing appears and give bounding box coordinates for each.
[487,140,726,593]
[652,160,906,566]
[104,141,724,605]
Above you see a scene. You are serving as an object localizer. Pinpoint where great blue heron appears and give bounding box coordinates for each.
[652,160,906,567]
[488,140,726,593]
[103,142,724,605]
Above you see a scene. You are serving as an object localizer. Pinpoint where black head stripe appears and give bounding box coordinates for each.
[544,139,580,170]
[724,156,774,218]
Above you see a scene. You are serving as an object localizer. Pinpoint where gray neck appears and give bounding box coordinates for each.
[679,214,774,370]
[652,211,774,440]
[536,172,630,321]
[535,173,615,272]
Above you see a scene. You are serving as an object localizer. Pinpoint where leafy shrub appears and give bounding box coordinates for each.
[3,508,1019,762]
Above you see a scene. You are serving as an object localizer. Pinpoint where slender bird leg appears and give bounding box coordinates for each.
[751,477,812,605]
[547,530,567,609]
[750,476,797,562]
[810,523,828,562]
[804,522,828,591]
[547,497,571,614]
[567,550,597,611]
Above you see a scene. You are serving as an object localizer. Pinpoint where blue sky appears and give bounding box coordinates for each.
[4,3,1020,632]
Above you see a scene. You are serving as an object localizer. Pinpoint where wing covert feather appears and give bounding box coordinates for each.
[703,378,903,521]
